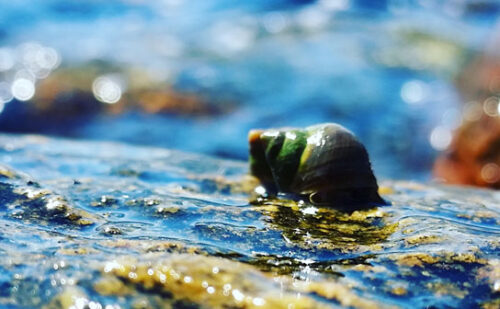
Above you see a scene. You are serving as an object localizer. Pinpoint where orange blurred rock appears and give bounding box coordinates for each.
[31,63,234,118]
[137,89,213,115]
[434,114,500,188]
[434,34,500,189]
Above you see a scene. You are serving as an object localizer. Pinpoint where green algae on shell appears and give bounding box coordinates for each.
[249,123,385,209]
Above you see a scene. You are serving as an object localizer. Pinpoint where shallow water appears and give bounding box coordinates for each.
[0,134,498,308]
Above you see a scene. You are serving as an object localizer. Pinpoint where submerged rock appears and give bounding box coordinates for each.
[0,134,498,308]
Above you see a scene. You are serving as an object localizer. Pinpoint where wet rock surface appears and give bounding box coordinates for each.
[0,134,499,308]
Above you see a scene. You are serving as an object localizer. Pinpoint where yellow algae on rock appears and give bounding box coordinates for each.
[482,297,500,309]
[378,186,394,195]
[131,297,157,309]
[56,247,99,256]
[392,253,440,268]
[44,287,95,309]
[94,276,134,296]
[391,251,487,268]
[425,281,468,299]
[444,252,487,265]
[0,164,17,179]
[404,234,444,247]
[10,186,99,227]
[476,259,500,294]
[98,254,329,309]
[352,264,388,274]
[389,286,407,296]
[304,281,387,309]
[214,174,261,195]
[252,199,397,252]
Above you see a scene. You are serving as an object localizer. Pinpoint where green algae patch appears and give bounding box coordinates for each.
[96,254,331,309]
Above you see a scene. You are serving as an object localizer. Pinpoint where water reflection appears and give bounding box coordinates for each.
[254,198,396,251]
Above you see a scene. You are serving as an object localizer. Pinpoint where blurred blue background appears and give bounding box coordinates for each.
[0,0,499,180]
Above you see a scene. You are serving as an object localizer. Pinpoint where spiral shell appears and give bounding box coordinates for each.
[249,123,385,208]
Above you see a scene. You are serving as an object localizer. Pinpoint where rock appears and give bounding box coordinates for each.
[0,134,498,308]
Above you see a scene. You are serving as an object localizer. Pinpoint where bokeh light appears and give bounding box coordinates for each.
[401,80,428,105]
[92,76,123,104]
[463,101,483,122]
[262,12,289,34]
[481,163,500,184]
[0,82,13,105]
[484,96,499,117]
[319,0,350,11]
[11,78,35,101]
[296,7,330,31]
[429,126,452,151]
[0,48,15,71]
[210,22,256,55]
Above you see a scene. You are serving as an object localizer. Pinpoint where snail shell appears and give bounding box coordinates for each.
[249,123,385,208]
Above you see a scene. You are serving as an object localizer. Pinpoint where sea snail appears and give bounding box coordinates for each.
[249,123,386,209]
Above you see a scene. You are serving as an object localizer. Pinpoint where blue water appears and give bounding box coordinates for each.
[0,0,499,180]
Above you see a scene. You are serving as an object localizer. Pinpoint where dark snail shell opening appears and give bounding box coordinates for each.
[309,189,387,210]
